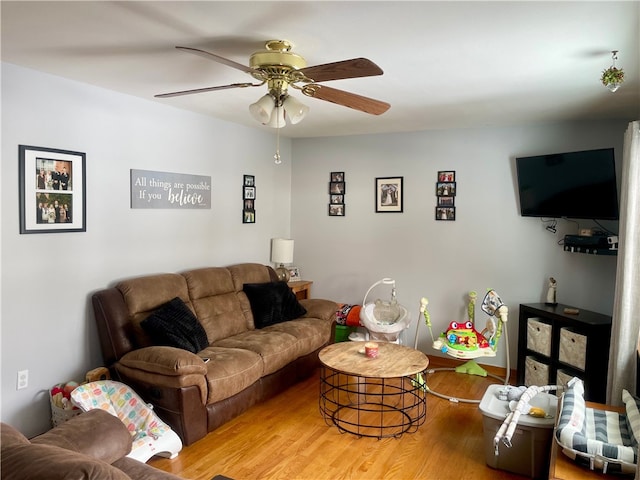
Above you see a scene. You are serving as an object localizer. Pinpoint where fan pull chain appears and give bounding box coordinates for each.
[274,108,282,164]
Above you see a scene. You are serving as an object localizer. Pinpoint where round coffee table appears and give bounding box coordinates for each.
[318,341,429,439]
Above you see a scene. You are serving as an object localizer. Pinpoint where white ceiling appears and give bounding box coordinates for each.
[2,1,638,138]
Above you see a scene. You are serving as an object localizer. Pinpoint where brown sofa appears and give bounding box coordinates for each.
[0,409,183,480]
[92,263,337,446]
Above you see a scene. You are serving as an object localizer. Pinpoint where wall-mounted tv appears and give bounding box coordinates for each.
[515,148,619,220]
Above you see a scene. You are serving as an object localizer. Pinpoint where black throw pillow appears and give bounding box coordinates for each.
[141,297,209,353]
[243,282,307,329]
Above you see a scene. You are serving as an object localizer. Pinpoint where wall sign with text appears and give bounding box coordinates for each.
[130,169,211,209]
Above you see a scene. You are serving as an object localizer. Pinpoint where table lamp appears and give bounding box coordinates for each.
[271,238,294,282]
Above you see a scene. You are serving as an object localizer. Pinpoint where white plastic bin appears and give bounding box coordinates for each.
[479,384,557,478]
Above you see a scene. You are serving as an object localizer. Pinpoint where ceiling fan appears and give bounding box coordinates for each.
[155,40,390,128]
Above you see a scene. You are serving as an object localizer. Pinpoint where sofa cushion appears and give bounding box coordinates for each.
[213,329,303,375]
[182,267,249,342]
[117,273,192,348]
[141,297,209,353]
[0,442,130,480]
[199,346,264,404]
[243,282,306,328]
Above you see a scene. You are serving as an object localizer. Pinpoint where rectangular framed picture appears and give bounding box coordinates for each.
[329,182,345,195]
[436,206,456,221]
[330,194,344,204]
[243,186,256,199]
[19,145,86,234]
[330,171,344,182]
[242,210,255,223]
[328,204,345,216]
[437,196,455,207]
[375,176,403,213]
[243,174,255,186]
[288,266,301,281]
[438,171,456,182]
[436,182,456,197]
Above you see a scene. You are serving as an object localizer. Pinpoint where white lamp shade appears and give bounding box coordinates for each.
[249,94,275,124]
[265,106,285,128]
[271,238,294,264]
[283,95,309,125]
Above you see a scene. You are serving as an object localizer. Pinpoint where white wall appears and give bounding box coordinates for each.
[1,63,292,436]
[291,121,625,372]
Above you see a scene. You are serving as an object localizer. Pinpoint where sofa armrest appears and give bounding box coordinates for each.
[299,298,338,322]
[31,409,132,464]
[116,346,209,405]
[118,346,207,376]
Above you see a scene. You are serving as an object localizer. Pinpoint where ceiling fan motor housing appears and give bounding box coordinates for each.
[249,40,307,71]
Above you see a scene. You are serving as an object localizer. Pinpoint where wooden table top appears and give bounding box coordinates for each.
[319,341,429,378]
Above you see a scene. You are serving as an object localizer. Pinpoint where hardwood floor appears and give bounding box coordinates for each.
[149,357,530,480]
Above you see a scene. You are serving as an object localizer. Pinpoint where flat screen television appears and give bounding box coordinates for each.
[515,148,619,220]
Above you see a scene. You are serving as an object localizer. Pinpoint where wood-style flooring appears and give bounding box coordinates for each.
[149,357,530,480]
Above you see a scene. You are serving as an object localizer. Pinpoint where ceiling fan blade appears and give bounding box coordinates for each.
[300,58,383,83]
[155,82,262,98]
[304,85,390,115]
[176,46,256,74]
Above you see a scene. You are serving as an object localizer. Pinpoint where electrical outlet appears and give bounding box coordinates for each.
[17,370,28,390]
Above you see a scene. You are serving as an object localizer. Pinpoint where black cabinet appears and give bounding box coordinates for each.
[516,303,611,403]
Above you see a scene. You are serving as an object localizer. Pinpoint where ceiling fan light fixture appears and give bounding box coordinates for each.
[249,94,275,124]
[265,105,285,128]
[283,95,309,125]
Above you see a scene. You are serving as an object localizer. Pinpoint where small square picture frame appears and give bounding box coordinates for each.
[330,171,344,182]
[329,204,345,216]
[243,174,255,187]
[243,210,255,223]
[436,182,456,197]
[329,182,345,195]
[288,266,301,281]
[435,206,456,221]
[330,194,344,204]
[243,186,256,199]
[437,171,456,182]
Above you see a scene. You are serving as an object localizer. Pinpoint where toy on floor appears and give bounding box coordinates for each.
[432,290,506,360]
[414,290,511,404]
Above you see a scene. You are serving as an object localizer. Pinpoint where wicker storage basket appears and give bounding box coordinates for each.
[49,383,81,427]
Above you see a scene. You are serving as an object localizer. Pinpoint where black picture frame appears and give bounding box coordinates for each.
[436,182,456,197]
[19,145,86,234]
[243,186,256,199]
[243,174,255,187]
[437,171,456,182]
[437,196,455,207]
[330,171,344,182]
[435,206,456,221]
[329,182,345,195]
[243,210,255,223]
[375,176,403,213]
[328,204,345,216]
